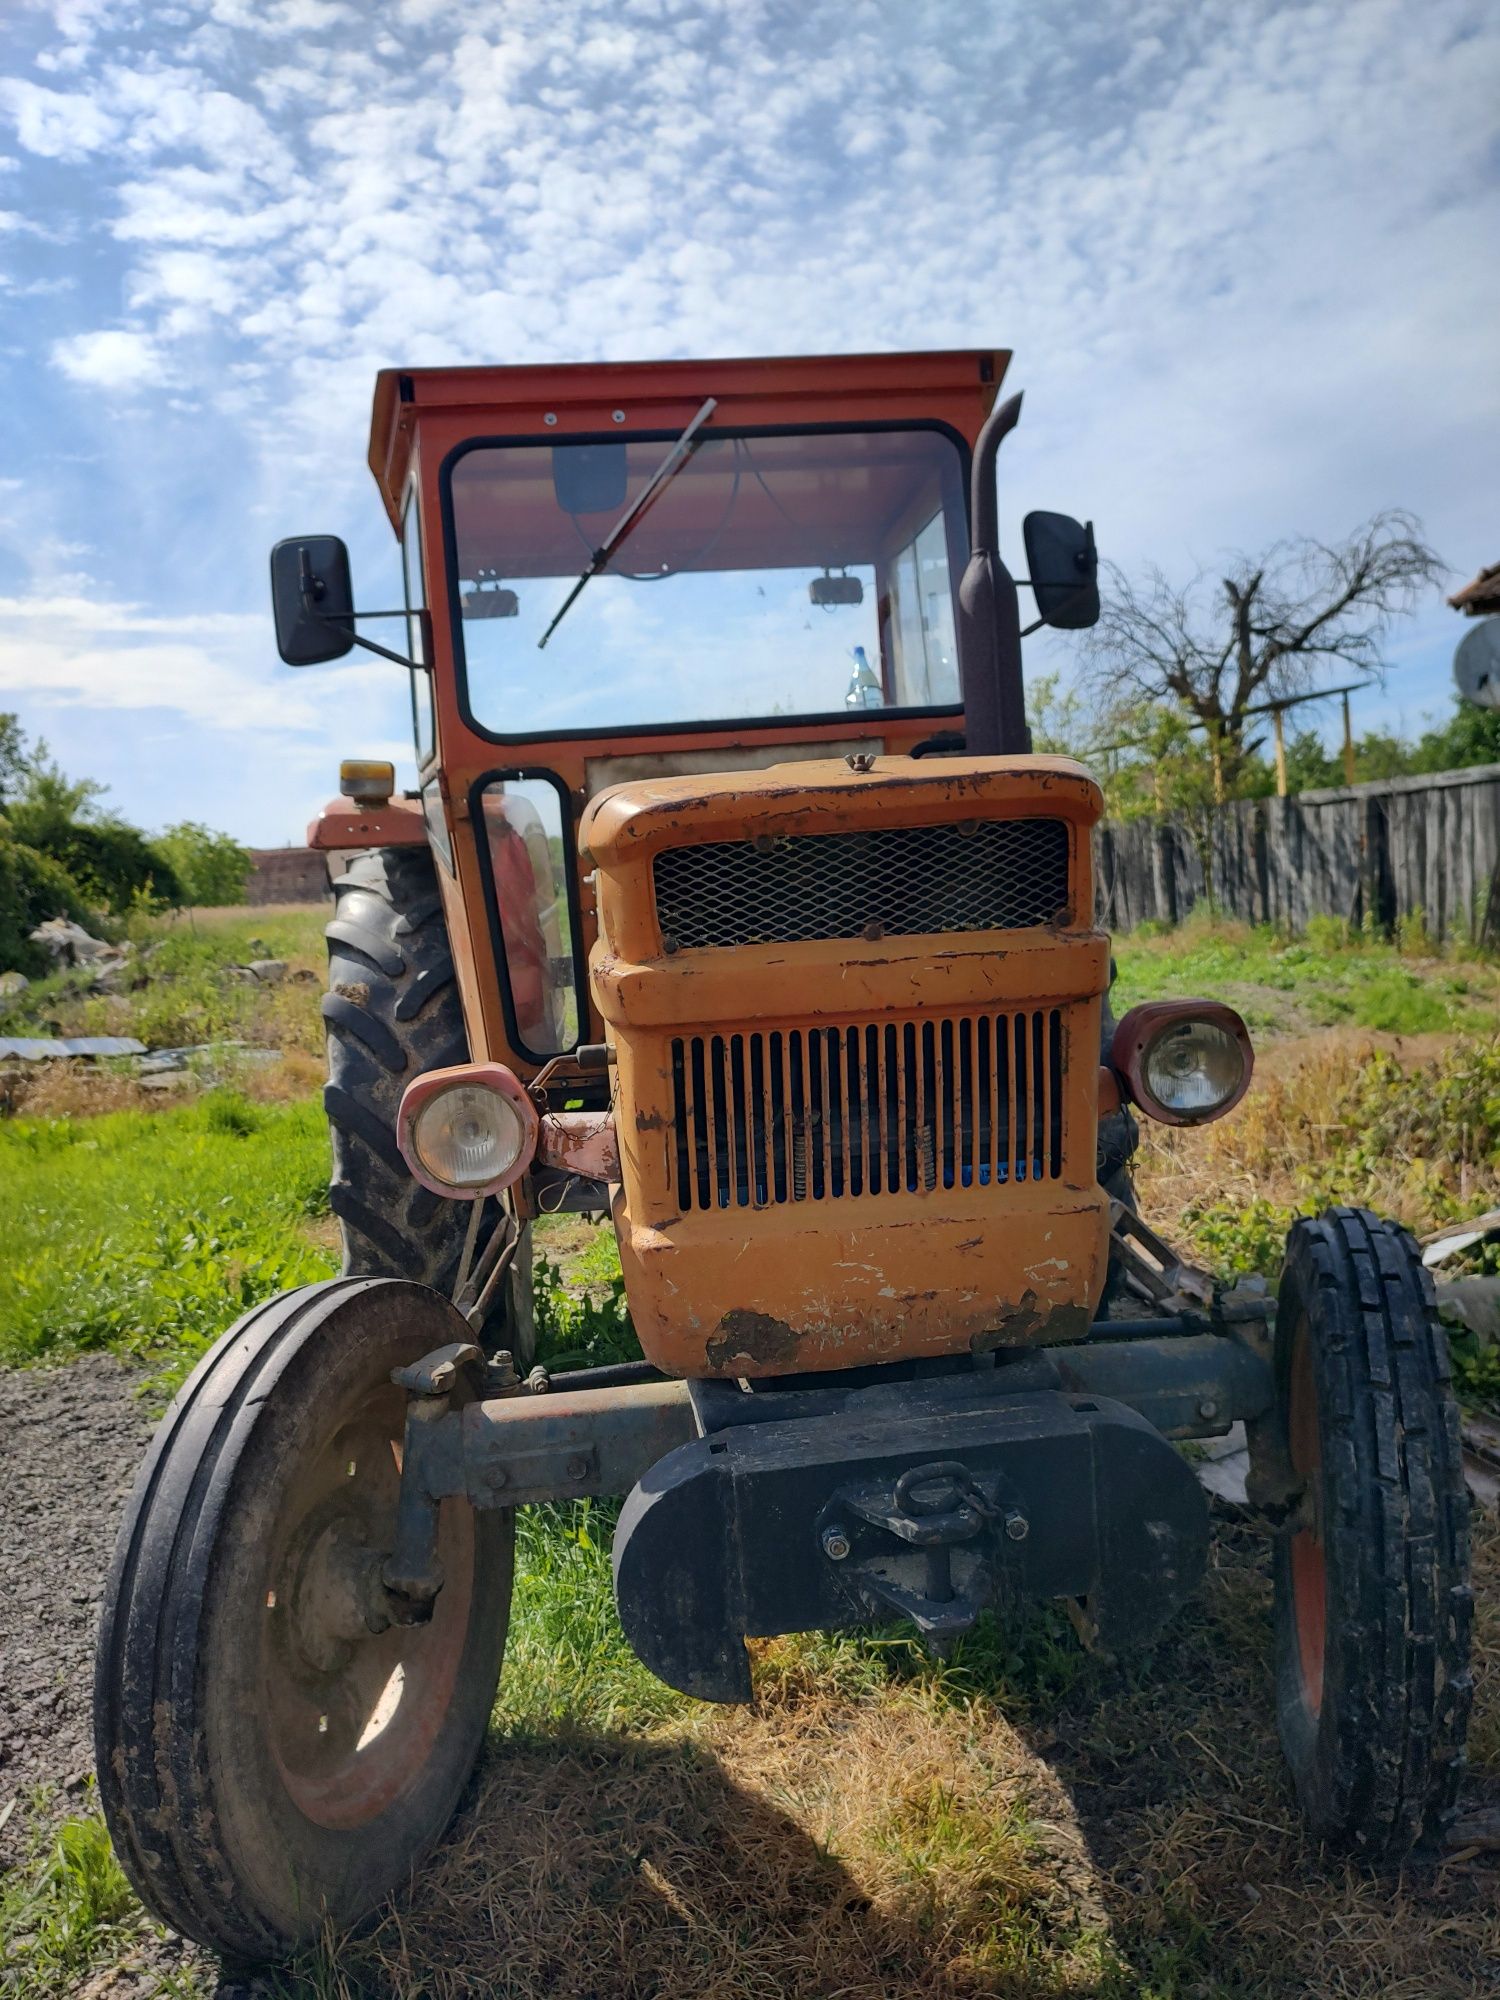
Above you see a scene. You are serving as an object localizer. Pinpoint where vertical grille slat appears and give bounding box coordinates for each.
[669,1010,1067,1210]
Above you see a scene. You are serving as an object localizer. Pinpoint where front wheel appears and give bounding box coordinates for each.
[94,1280,512,1961]
[1272,1208,1472,1861]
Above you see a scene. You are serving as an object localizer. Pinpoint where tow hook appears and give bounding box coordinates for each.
[821,1457,1018,1653]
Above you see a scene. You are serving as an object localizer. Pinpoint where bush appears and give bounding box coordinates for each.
[0,831,97,975]
[151,821,252,908]
[6,809,182,916]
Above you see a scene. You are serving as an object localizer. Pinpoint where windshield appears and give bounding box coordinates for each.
[449,426,967,737]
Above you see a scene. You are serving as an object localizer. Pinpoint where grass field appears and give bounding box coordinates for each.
[2,909,1499,1995]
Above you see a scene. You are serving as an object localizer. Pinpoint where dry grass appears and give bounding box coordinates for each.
[1134,1028,1500,1251]
[296,1514,1499,2000]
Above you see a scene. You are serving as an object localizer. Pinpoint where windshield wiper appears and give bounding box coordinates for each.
[537,397,717,649]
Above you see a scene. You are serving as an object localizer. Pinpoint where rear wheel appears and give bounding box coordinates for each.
[94,1280,512,1961]
[1272,1208,1472,1860]
[324,847,533,1363]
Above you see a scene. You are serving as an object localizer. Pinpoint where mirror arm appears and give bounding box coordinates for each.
[299,596,430,673]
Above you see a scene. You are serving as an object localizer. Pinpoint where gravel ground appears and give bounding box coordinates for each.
[0,1357,215,1996]
[0,1356,152,1872]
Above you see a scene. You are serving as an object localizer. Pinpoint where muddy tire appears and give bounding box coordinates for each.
[94,1279,512,1961]
[324,847,533,1360]
[1272,1208,1473,1861]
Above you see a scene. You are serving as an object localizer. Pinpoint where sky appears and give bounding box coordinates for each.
[0,0,1496,845]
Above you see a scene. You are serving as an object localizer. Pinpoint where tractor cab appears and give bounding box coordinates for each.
[279,351,1092,1082]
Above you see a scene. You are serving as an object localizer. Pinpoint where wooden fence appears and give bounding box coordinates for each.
[1095,762,1500,943]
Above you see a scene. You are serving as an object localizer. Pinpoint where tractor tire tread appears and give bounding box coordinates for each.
[1275,1205,1472,1862]
[322,849,533,1342]
[95,1280,374,1956]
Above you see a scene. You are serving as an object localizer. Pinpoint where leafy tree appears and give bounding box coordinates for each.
[1,726,182,914]
[1410,697,1500,774]
[1082,511,1446,797]
[0,713,25,809]
[152,822,253,907]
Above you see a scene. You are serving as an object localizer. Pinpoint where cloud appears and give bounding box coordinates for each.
[0,74,118,157]
[51,326,161,387]
[0,0,1496,832]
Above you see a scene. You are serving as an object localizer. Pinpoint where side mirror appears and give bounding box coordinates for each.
[269,535,356,666]
[1023,512,1100,630]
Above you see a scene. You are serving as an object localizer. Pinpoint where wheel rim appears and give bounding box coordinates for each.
[1287,1322,1326,1716]
[261,1372,478,1832]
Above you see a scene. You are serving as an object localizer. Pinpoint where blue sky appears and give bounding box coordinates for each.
[1,0,1497,844]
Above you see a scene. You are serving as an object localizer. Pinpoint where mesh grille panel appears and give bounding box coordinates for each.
[669,1010,1063,1210]
[653,817,1069,951]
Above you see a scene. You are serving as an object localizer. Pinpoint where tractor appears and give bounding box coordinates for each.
[94,351,1472,1962]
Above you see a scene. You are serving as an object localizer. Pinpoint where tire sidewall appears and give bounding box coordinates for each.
[102,1281,512,1957]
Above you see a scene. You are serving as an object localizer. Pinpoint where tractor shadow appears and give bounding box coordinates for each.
[999,1509,1500,1996]
[244,1513,1499,1999]
[274,1728,982,1999]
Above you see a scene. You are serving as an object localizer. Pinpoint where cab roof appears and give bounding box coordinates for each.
[367,349,1009,532]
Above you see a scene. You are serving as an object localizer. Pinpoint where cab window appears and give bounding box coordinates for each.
[402,489,434,765]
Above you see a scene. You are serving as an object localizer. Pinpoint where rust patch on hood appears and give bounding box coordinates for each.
[706,1309,802,1372]
[970,1292,1092,1354]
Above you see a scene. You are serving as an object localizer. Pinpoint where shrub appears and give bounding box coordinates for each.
[151,821,252,908]
[0,830,97,975]
[5,811,182,916]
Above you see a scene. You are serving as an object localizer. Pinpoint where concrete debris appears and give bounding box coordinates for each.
[1435,1276,1500,1343]
[0,1035,147,1061]
[1193,1422,1251,1505]
[28,918,126,969]
[223,959,293,984]
[1194,1411,1498,1514]
[1422,1209,1500,1268]
[138,1041,282,1076]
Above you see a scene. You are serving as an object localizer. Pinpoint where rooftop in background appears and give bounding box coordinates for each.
[1449,560,1500,616]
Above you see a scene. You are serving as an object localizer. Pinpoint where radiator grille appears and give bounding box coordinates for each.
[669,1011,1064,1210]
[653,818,1069,951]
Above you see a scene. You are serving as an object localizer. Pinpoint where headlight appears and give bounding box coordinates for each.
[396,1064,539,1198]
[1110,1002,1253,1126]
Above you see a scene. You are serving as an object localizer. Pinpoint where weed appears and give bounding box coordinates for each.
[0,1803,200,1997]
[1303,912,1351,954]
[531,1238,641,1373]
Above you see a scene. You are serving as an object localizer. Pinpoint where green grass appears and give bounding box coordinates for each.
[1,921,1497,1995]
[1113,915,1500,1038]
[0,1798,202,1998]
[0,1091,335,1373]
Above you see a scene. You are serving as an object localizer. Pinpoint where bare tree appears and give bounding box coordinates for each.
[1082,511,1445,797]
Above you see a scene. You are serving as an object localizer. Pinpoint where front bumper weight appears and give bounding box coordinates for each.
[612,1387,1210,1702]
